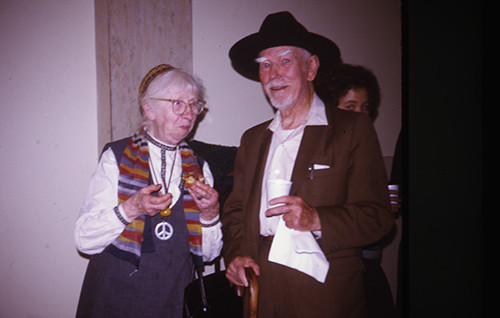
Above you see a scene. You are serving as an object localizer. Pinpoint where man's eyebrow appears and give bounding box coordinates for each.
[255,50,294,63]
[278,49,293,57]
[255,56,268,63]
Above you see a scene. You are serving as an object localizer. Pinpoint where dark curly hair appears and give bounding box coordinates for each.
[314,63,381,121]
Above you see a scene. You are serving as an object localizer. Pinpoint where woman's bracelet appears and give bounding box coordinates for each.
[114,206,130,226]
[201,215,220,228]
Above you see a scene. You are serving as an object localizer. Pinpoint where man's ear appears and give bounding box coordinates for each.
[306,55,320,81]
[142,100,156,121]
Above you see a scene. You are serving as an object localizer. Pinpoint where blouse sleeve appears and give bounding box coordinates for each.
[74,148,129,255]
[201,161,223,262]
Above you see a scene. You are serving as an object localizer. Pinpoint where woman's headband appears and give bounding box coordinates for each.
[138,64,176,100]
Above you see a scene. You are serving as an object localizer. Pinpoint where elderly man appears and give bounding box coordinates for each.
[222,12,394,317]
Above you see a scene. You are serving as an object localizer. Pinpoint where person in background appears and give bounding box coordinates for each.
[390,130,406,318]
[315,62,397,318]
[314,63,380,121]
[222,12,394,317]
[315,63,401,212]
[74,64,223,318]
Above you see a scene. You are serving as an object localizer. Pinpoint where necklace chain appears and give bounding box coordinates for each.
[148,135,178,219]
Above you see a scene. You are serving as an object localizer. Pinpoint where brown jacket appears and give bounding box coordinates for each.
[221,105,394,316]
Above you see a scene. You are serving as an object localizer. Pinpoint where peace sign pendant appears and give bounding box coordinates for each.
[155,221,174,240]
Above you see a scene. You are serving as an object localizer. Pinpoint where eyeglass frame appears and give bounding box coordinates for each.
[148,97,206,116]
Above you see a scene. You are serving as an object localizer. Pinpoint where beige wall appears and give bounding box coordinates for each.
[0,0,401,317]
[0,1,97,317]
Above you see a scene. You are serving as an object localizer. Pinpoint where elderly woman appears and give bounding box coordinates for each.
[74,64,222,318]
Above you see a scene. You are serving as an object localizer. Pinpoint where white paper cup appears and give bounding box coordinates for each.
[267,179,292,208]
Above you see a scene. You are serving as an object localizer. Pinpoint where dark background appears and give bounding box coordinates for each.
[404,0,482,316]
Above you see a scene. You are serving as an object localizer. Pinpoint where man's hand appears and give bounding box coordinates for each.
[265,195,321,231]
[226,256,260,288]
[122,184,172,220]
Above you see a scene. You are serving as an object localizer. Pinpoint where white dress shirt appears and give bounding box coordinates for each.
[262,94,330,282]
[74,138,223,262]
[259,94,328,235]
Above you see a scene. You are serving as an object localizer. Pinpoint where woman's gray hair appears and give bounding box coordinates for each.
[139,68,206,124]
[141,69,205,103]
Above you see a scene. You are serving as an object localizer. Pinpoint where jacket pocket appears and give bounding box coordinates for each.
[296,169,345,207]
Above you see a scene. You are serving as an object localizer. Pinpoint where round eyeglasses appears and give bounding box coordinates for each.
[149,98,206,116]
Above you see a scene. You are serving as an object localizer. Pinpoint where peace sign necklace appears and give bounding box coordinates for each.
[149,140,178,241]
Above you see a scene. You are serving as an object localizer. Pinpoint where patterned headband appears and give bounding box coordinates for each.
[138,64,176,100]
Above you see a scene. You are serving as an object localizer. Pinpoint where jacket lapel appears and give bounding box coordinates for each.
[290,105,335,196]
[247,127,273,234]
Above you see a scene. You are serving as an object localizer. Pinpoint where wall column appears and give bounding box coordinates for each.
[95,0,193,150]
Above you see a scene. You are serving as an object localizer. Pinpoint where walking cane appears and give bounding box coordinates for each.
[245,267,258,318]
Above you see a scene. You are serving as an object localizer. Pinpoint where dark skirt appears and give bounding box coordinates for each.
[76,200,193,318]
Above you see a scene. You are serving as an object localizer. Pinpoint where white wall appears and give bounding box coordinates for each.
[0,0,96,317]
[192,0,401,157]
[0,0,401,317]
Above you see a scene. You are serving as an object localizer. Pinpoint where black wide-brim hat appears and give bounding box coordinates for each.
[229,11,342,81]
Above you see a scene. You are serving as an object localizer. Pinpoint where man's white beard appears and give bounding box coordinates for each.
[267,81,294,110]
[269,95,294,110]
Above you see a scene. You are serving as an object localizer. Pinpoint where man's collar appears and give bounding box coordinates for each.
[268,94,328,132]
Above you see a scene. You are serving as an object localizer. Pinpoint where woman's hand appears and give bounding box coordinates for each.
[122,184,172,220]
[187,180,220,220]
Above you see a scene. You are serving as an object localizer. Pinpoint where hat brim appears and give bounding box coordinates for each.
[229,31,341,81]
